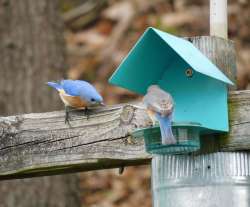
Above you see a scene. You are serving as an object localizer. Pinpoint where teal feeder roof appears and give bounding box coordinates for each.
[109,27,233,134]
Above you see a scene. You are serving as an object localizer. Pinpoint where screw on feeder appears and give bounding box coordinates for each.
[185,68,193,77]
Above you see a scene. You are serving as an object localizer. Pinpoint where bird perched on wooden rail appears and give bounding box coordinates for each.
[143,85,176,145]
[47,79,104,124]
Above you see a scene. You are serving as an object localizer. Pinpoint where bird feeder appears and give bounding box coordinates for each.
[109,27,233,154]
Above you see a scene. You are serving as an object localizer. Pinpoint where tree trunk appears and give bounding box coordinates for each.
[0,0,65,114]
[0,0,81,207]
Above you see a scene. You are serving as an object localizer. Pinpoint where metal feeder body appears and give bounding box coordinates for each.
[109,27,233,154]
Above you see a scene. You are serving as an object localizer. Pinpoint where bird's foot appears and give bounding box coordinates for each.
[64,106,91,124]
[65,106,73,126]
[84,107,90,120]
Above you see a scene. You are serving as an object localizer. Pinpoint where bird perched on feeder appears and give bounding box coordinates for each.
[47,80,104,124]
[143,85,176,145]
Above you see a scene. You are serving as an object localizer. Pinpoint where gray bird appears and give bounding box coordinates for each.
[143,85,176,145]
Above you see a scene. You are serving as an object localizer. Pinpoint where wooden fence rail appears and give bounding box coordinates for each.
[0,90,249,180]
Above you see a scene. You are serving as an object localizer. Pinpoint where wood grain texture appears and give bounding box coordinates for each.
[220,90,250,151]
[0,90,250,179]
[0,104,152,180]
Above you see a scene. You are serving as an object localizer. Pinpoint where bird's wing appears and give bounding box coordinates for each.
[61,80,81,96]
[61,80,101,97]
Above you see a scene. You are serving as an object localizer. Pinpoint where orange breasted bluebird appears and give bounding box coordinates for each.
[47,79,104,124]
[143,85,176,145]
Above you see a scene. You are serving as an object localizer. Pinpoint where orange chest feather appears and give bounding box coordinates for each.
[60,92,89,108]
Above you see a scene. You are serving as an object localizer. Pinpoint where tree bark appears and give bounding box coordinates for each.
[0,0,81,207]
[0,0,65,115]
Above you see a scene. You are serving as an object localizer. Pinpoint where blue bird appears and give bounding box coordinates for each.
[47,80,104,124]
[143,85,176,145]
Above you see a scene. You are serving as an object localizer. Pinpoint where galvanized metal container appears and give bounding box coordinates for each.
[152,152,250,207]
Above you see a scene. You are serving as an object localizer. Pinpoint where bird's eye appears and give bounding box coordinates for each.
[91,98,95,102]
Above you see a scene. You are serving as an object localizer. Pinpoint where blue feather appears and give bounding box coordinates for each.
[155,113,176,145]
[47,82,63,91]
[60,80,81,96]
[60,80,95,96]
[61,80,102,101]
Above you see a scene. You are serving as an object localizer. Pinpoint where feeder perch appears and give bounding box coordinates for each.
[132,122,202,154]
[109,27,233,154]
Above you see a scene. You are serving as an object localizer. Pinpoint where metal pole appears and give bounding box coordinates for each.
[210,0,228,39]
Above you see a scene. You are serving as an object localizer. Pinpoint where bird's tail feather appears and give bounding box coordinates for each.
[155,113,176,145]
[47,82,62,91]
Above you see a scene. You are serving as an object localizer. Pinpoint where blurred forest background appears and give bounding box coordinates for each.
[0,0,249,207]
